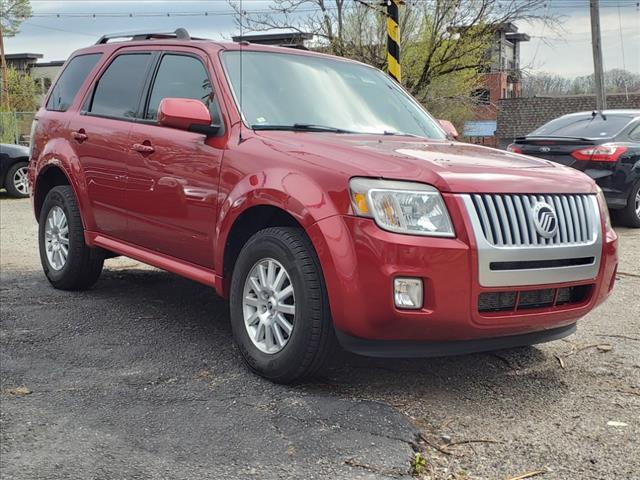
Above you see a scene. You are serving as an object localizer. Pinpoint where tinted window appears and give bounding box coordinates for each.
[90,53,152,118]
[530,114,634,138]
[146,54,214,120]
[46,54,101,112]
[628,123,640,141]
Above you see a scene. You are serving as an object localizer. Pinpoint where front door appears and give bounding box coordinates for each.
[126,52,225,269]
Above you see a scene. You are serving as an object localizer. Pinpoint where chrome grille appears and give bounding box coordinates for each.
[469,194,598,247]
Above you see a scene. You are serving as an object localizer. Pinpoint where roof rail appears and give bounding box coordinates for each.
[95,28,196,45]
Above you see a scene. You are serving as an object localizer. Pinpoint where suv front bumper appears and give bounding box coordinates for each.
[306,194,618,348]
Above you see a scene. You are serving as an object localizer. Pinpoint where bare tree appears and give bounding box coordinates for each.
[229,0,556,127]
[521,72,572,97]
[523,69,640,97]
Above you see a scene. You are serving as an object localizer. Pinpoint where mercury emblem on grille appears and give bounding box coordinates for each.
[532,201,559,238]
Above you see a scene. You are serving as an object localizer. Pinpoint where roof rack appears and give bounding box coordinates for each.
[95,28,200,45]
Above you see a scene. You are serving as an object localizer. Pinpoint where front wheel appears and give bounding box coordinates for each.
[229,227,337,383]
[38,185,104,290]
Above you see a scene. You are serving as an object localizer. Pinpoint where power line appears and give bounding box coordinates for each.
[617,3,629,99]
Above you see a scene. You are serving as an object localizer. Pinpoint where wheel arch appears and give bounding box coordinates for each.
[214,165,348,296]
[34,164,76,221]
[220,204,305,298]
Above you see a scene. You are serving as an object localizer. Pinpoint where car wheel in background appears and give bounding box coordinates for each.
[230,227,337,383]
[38,185,104,290]
[5,162,30,198]
[615,182,640,228]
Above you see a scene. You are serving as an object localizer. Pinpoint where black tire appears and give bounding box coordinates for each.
[38,185,104,290]
[229,227,337,383]
[4,161,29,198]
[615,181,640,228]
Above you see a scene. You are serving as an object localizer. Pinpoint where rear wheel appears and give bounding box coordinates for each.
[616,182,640,228]
[5,162,29,198]
[38,185,104,290]
[229,227,337,383]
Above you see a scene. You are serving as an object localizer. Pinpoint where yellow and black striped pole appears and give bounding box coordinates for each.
[386,0,401,83]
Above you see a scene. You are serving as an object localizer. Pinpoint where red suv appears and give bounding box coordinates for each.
[29,29,618,382]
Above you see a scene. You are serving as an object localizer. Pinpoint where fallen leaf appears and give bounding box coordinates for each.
[555,355,566,369]
[597,344,613,352]
[1,386,32,396]
[607,421,628,427]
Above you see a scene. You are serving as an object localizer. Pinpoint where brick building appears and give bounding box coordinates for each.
[463,23,530,146]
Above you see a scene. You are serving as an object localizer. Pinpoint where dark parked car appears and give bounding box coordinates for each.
[508,110,640,227]
[1,143,31,198]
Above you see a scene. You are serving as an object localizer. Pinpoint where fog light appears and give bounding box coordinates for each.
[394,278,423,309]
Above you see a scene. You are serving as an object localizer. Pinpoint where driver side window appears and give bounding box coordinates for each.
[146,53,223,127]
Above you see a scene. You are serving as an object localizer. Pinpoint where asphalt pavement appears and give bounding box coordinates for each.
[1,195,638,480]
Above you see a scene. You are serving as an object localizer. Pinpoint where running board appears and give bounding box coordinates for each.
[86,232,221,291]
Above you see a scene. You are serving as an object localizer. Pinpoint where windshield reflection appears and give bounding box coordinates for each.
[222,51,445,140]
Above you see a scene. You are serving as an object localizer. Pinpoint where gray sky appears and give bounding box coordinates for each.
[4,0,639,77]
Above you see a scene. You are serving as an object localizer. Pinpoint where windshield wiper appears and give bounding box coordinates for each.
[382,130,422,138]
[251,123,355,133]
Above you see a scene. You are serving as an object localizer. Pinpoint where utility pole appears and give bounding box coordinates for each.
[589,0,607,111]
[0,24,10,110]
[386,0,402,83]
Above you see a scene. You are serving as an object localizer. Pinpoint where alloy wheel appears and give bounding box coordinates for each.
[13,166,29,195]
[635,189,640,220]
[242,258,295,354]
[44,206,69,270]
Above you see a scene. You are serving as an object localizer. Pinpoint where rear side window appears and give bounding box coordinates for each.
[89,53,152,119]
[530,115,634,138]
[146,54,214,121]
[628,123,640,141]
[46,53,101,112]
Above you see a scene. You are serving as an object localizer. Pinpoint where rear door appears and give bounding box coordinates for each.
[126,50,225,269]
[69,51,155,239]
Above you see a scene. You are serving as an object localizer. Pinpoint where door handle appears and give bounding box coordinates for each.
[132,143,155,154]
[71,130,88,142]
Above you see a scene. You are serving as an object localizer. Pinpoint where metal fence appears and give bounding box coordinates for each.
[0,111,37,146]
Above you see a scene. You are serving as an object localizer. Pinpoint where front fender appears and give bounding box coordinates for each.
[213,167,345,274]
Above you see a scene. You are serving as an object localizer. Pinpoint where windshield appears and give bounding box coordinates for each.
[221,51,445,139]
[529,114,633,138]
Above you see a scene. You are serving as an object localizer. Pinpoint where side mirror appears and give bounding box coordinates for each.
[158,98,220,136]
[438,119,459,140]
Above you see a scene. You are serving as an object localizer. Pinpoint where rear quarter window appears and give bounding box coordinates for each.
[46,53,102,112]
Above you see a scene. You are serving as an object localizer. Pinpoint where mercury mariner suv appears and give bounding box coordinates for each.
[29,29,618,382]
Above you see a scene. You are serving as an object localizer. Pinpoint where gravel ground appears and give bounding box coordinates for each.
[1,195,638,480]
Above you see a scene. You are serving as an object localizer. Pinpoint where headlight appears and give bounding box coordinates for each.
[596,186,612,230]
[349,178,455,237]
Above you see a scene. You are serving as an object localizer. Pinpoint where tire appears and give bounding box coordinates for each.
[229,227,337,383]
[5,161,30,198]
[616,181,640,228]
[38,185,104,290]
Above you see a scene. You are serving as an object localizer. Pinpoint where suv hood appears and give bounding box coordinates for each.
[254,132,597,194]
